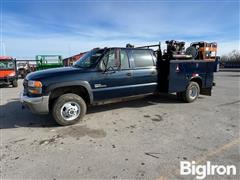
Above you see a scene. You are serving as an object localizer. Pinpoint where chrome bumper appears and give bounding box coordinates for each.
[20,92,49,114]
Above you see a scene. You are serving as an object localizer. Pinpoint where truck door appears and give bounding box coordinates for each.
[92,48,133,101]
[130,49,158,95]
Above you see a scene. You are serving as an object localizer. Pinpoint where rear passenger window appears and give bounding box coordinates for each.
[132,50,154,68]
[120,50,130,69]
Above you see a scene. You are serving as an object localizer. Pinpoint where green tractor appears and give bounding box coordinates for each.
[36,55,63,71]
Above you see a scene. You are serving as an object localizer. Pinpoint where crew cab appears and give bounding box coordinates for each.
[21,45,216,126]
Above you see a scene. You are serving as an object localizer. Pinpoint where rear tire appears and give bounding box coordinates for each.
[12,80,18,87]
[181,81,200,103]
[52,93,87,126]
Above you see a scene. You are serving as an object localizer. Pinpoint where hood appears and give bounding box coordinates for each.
[26,67,83,80]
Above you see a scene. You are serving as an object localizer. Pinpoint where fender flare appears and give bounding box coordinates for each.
[46,81,93,103]
[189,76,203,88]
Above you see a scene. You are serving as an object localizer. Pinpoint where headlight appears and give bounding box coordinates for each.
[28,80,42,94]
[28,80,42,88]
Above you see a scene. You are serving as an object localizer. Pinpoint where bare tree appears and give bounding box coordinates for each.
[221,50,240,62]
[220,50,240,68]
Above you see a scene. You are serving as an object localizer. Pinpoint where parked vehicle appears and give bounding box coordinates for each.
[17,62,31,78]
[21,43,217,126]
[0,56,18,87]
[36,55,63,70]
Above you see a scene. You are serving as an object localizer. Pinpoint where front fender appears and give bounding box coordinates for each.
[46,81,93,103]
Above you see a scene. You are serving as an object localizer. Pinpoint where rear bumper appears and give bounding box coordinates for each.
[20,92,49,114]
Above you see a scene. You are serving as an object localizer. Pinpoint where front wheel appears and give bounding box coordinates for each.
[12,80,18,87]
[181,81,200,103]
[52,93,87,126]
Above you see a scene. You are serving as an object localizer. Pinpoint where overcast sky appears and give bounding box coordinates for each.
[1,0,239,59]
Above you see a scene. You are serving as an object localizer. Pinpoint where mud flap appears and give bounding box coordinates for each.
[200,88,212,96]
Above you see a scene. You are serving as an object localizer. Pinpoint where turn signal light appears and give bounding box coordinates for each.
[34,81,42,88]
[28,89,42,94]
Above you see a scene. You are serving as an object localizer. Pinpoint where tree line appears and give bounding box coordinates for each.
[220,50,240,68]
[220,50,240,62]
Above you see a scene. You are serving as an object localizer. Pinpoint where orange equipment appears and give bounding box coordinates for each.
[189,42,217,60]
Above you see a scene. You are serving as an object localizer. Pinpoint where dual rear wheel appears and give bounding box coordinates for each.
[177,81,200,103]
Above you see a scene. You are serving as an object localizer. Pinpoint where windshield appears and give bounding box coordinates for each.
[0,60,15,70]
[74,49,105,68]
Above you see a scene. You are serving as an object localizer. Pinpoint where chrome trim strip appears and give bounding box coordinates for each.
[92,82,157,92]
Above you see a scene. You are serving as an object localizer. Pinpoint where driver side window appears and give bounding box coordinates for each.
[101,49,119,70]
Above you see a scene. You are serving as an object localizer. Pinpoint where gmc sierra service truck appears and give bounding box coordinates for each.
[21,43,216,126]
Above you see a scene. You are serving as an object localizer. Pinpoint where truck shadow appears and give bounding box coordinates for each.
[0,94,184,129]
[0,100,57,129]
[88,94,184,114]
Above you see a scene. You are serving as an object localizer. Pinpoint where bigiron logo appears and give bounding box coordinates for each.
[180,161,237,179]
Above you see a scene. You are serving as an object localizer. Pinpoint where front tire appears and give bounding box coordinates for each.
[12,80,18,87]
[52,93,87,126]
[181,81,200,103]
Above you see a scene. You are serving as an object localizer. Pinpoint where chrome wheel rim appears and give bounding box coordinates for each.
[189,86,198,100]
[60,101,81,121]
